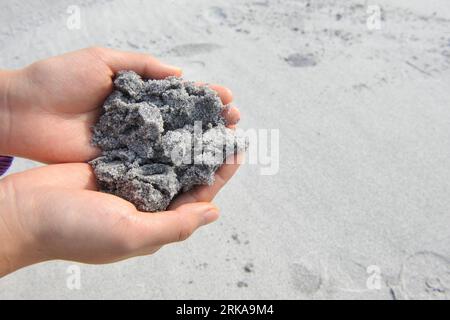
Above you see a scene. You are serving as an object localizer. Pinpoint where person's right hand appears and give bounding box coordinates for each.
[0,158,241,277]
[0,47,240,163]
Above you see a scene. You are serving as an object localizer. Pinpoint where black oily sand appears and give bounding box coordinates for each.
[90,71,247,212]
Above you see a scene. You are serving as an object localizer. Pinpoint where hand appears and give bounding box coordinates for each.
[0,47,240,163]
[0,155,242,276]
[0,48,244,277]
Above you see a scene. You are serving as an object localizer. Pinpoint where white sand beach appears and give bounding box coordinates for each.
[0,0,449,299]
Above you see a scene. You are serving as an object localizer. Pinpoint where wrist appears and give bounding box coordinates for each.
[0,177,46,277]
[0,70,17,156]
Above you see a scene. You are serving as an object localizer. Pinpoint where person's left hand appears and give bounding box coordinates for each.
[1,47,240,163]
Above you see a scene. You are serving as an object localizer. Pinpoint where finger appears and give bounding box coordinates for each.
[195,82,239,125]
[89,47,182,79]
[196,82,233,105]
[169,153,244,209]
[209,84,233,105]
[132,202,219,247]
[222,105,241,126]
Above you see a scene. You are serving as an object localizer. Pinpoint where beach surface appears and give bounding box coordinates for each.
[0,0,449,299]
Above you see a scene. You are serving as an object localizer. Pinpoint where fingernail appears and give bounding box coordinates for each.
[202,208,220,226]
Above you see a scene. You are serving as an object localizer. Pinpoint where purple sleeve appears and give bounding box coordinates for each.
[0,156,13,176]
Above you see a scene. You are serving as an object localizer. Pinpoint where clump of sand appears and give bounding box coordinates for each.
[90,71,247,212]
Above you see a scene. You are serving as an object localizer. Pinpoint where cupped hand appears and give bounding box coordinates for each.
[0,48,244,276]
[0,156,242,276]
[2,47,240,163]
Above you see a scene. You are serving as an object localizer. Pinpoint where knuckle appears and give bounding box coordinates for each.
[177,223,194,242]
[178,227,192,242]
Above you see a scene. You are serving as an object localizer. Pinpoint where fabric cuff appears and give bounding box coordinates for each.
[0,156,13,176]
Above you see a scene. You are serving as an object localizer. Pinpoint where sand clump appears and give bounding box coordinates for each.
[90,71,247,212]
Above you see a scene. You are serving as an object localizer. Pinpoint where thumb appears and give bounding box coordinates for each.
[88,47,182,79]
[134,202,220,248]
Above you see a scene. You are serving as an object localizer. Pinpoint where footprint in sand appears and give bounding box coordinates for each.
[168,43,222,57]
[290,262,322,295]
[206,6,228,23]
[203,6,245,27]
[284,53,318,68]
[400,251,450,299]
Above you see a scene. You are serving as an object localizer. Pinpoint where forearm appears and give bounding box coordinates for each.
[0,177,45,277]
[0,69,38,161]
[0,178,19,276]
[0,71,21,276]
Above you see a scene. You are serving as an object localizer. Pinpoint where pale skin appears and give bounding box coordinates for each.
[0,47,242,277]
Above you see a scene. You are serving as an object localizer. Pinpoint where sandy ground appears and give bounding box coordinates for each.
[0,0,449,299]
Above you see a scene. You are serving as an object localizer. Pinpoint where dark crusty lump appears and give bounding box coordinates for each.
[90,71,247,212]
